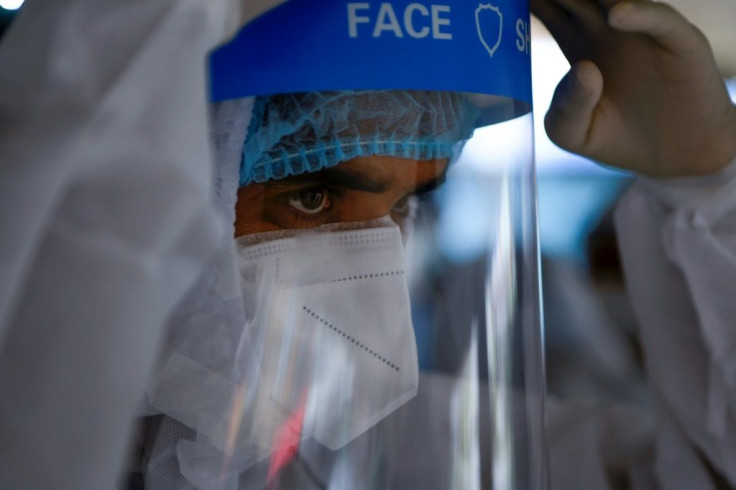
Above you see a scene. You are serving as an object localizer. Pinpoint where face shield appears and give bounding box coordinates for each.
[137,1,546,489]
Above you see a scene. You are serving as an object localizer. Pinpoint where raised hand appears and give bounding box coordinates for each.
[532,0,736,177]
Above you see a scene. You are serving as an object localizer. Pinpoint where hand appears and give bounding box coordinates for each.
[532,0,736,177]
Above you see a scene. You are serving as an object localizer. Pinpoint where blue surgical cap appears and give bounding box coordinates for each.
[241,90,479,186]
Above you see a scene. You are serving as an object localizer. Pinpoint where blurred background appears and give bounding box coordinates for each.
[2,0,734,404]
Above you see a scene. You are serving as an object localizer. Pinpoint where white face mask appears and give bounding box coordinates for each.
[236,223,419,453]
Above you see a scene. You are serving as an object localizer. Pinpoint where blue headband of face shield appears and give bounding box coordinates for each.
[240,90,479,186]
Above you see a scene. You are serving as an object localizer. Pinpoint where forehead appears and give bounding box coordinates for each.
[270,155,449,195]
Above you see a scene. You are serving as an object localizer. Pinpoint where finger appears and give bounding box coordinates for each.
[596,0,647,13]
[608,1,704,54]
[544,61,604,153]
[531,0,573,36]
[551,0,607,26]
[531,0,590,65]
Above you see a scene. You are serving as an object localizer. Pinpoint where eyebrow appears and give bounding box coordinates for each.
[265,166,393,194]
[414,170,447,196]
[266,161,450,195]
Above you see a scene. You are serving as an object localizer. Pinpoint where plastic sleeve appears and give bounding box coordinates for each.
[0,0,239,488]
[614,155,736,487]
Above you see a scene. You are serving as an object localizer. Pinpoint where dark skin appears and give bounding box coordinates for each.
[234,155,449,237]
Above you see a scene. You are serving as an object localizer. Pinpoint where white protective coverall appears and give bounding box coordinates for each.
[545,162,736,490]
[0,1,735,489]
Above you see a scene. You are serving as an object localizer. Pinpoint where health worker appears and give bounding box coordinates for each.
[0,1,735,490]
[132,90,484,488]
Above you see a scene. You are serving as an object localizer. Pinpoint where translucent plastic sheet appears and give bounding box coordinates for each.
[123,1,547,486]
[128,90,547,490]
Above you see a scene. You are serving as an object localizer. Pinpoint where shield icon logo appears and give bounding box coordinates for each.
[475,3,503,58]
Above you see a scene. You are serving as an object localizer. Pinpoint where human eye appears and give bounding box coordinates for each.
[254,181,343,231]
[271,185,340,228]
[288,187,332,215]
[391,195,411,215]
[391,195,418,223]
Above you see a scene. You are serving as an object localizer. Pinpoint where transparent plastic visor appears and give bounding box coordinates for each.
[127,89,547,490]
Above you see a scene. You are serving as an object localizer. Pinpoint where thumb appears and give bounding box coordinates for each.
[544,60,604,153]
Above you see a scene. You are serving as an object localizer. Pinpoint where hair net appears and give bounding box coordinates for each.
[241,90,479,186]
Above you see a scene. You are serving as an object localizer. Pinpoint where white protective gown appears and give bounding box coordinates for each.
[546,159,736,490]
[0,1,735,489]
[0,1,252,488]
